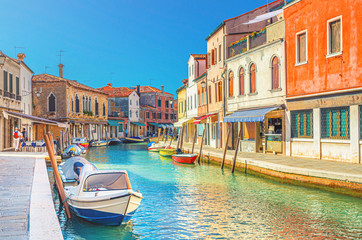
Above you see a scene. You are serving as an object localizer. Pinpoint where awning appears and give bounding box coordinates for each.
[243,9,283,25]
[148,122,159,127]
[223,106,279,123]
[131,122,146,127]
[2,110,68,128]
[174,117,192,127]
[194,113,218,124]
[108,120,124,126]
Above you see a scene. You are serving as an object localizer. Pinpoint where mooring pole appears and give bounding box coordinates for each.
[231,127,242,173]
[221,126,231,169]
[157,128,161,143]
[177,126,183,149]
[60,131,63,153]
[44,133,71,219]
[180,126,186,150]
[191,127,197,154]
[198,127,206,164]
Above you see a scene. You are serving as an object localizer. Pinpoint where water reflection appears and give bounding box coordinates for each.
[48,144,362,239]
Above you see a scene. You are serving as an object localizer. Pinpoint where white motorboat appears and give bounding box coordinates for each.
[58,157,143,226]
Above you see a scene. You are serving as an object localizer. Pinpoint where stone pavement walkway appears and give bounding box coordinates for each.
[169,141,362,184]
[0,152,62,240]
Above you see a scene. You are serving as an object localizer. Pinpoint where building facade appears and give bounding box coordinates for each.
[284,0,362,163]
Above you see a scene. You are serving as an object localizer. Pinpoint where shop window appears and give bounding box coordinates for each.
[291,110,313,138]
[271,57,280,89]
[228,71,233,97]
[239,68,244,95]
[296,31,307,63]
[328,17,342,55]
[321,107,349,139]
[47,92,56,112]
[249,64,256,94]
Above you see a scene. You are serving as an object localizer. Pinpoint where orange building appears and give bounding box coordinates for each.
[284,0,362,163]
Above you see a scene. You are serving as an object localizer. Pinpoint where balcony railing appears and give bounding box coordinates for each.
[16,95,22,101]
[10,93,15,99]
[228,39,247,58]
[4,91,11,98]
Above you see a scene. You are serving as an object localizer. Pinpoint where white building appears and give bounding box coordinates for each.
[128,90,141,137]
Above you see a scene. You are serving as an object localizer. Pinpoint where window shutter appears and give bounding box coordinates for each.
[211,49,215,65]
[3,71,7,92]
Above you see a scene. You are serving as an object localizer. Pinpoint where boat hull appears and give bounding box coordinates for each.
[123,138,144,144]
[108,139,122,145]
[172,154,198,164]
[67,192,142,226]
[159,148,176,157]
[91,141,108,147]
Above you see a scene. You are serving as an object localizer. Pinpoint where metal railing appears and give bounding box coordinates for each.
[16,95,21,101]
[249,31,267,50]
[4,91,11,98]
[10,93,15,99]
[291,110,313,138]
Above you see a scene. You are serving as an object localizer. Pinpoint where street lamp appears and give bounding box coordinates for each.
[201,81,206,88]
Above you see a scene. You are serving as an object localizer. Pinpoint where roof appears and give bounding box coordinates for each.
[32,74,108,95]
[139,86,173,96]
[176,85,186,93]
[98,86,134,98]
[0,51,34,73]
[140,104,155,109]
[190,54,206,59]
[205,0,284,40]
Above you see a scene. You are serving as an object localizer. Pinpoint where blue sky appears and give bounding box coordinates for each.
[1,0,270,95]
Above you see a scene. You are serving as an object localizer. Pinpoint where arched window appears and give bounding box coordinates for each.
[82,96,85,112]
[71,97,74,112]
[250,63,256,94]
[228,71,234,98]
[75,94,80,113]
[103,103,106,116]
[89,97,92,112]
[85,97,88,111]
[239,68,245,95]
[47,92,56,112]
[272,56,280,89]
[95,98,99,116]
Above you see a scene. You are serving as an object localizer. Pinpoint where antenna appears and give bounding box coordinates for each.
[45,66,50,73]
[14,46,26,57]
[57,50,65,64]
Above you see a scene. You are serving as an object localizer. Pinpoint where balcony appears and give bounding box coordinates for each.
[4,91,11,98]
[249,30,266,50]
[16,95,21,101]
[10,93,15,99]
[228,38,247,58]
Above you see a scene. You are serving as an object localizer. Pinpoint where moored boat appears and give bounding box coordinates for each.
[123,137,145,143]
[159,148,176,157]
[148,143,165,152]
[172,154,198,164]
[61,144,86,159]
[58,157,143,226]
[72,137,89,149]
[90,140,108,147]
[108,138,122,145]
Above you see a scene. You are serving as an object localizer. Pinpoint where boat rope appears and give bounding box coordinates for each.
[62,194,73,204]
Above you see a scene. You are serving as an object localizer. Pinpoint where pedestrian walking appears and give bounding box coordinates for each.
[13,127,21,151]
[22,128,28,142]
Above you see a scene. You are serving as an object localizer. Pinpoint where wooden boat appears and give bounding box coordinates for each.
[123,137,144,143]
[159,148,176,157]
[58,157,143,226]
[90,140,108,147]
[108,138,122,145]
[172,154,198,164]
[72,137,89,149]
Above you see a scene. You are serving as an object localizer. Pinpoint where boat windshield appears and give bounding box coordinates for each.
[83,173,129,192]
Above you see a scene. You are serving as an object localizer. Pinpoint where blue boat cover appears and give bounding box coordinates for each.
[223,106,279,123]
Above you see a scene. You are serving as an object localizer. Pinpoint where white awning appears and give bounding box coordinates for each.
[243,9,283,25]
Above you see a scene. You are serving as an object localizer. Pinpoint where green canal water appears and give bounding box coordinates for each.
[50,144,362,239]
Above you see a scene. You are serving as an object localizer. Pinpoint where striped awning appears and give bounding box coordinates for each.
[223,107,279,123]
[194,113,217,124]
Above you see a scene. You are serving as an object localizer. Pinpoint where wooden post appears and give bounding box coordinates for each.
[198,127,206,164]
[44,133,71,219]
[191,126,197,154]
[165,128,168,144]
[157,128,161,143]
[221,126,231,169]
[231,127,242,173]
[176,126,182,149]
[180,126,186,150]
[60,131,63,153]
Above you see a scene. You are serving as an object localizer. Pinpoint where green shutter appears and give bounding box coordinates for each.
[300,114,305,136]
[306,112,311,136]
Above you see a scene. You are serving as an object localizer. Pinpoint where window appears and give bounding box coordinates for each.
[166,100,169,108]
[272,57,280,89]
[207,53,211,68]
[212,123,216,139]
[249,64,256,94]
[228,71,234,98]
[198,91,200,105]
[3,70,8,91]
[71,98,74,112]
[136,110,138,118]
[296,31,307,63]
[47,93,56,112]
[95,98,99,116]
[9,73,13,93]
[103,103,106,116]
[291,110,313,138]
[130,110,132,118]
[16,77,19,95]
[328,18,342,55]
[209,86,212,103]
[239,68,245,95]
[153,112,156,119]
[165,113,169,120]
[219,44,222,62]
[189,96,192,109]
[321,107,349,139]
[158,98,162,107]
[130,100,132,105]
[75,95,80,113]
[89,97,92,112]
[158,112,162,119]
[85,97,88,111]
[194,94,196,108]
[170,101,173,108]
[146,112,150,119]
[136,100,138,106]
[214,48,217,65]
[217,82,222,102]
[211,49,215,65]
[82,96,85,112]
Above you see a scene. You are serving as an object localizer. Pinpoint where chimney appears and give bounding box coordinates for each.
[137,85,140,95]
[161,85,164,93]
[58,63,64,78]
[17,53,25,62]
[107,83,112,87]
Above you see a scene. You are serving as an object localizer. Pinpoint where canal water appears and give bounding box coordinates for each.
[50,144,362,239]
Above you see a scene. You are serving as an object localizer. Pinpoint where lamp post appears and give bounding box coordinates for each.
[200,81,209,113]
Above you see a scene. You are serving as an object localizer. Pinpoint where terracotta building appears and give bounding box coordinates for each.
[284,0,362,163]
[32,66,108,141]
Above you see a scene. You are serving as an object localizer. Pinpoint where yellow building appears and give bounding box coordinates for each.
[173,79,188,127]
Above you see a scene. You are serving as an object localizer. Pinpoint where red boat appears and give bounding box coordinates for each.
[172,154,198,164]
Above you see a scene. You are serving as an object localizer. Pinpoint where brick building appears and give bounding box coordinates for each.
[32,67,108,141]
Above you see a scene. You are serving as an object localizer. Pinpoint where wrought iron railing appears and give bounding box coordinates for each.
[10,93,15,99]
[16,95,21,101]
[4,91,11,98]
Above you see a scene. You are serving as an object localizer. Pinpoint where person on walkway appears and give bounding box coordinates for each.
[13,127,21,151]
[22,128,28,142]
